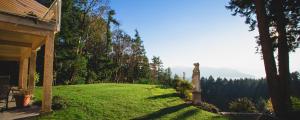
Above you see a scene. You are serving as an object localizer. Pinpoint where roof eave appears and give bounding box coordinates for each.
[0,11,56,32]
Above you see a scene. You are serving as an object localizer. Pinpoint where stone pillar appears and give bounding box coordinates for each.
[41,33,54,113]
[192,63,201,105]
[28,50,37,95]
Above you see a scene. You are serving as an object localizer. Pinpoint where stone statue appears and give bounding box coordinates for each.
[192,63,201,105]
[192,63,201,92]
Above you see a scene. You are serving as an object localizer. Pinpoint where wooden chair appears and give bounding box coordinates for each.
[0,76,10,111]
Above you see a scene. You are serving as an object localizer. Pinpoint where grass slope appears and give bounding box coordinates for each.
[34,84,227,120]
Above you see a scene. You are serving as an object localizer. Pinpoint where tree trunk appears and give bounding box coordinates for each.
[254,0,281,117]
[273,0,293,118]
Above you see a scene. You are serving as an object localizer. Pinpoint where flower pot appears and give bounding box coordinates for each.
[24,95,31,106]
[14,94,31,108]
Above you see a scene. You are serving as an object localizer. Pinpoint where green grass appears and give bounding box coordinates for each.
[34,83,227,120]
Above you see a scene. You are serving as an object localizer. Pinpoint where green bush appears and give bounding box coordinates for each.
[291,96,300,111]
[198,102,220,113]
[256,98,267,112]
[32,96,68,111]
[265,98,273,112]
[52,96,68,110]
[229,97,258,113]
[175,79,192,100]
[137,78,150,84]
[34,72,40,86]
[87,71,98,84]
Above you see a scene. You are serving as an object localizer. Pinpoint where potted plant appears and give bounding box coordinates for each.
[14,89,31,108]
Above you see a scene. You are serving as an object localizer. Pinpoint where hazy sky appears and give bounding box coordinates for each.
[110,0,300,77]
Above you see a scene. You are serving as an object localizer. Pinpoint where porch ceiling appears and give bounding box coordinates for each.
[0,30,44,48]
[0,45,31,61]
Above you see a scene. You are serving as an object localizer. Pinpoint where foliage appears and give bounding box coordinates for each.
[111,29,151,83]
[52,96,68,110]
[291,96,300,111]
[266,98,274,112]
[137,78,150,84]
[201,73,300,112]
[229,97,258,113]
[197,102,220,113]
[256,98,268,112]
[34,72,40,86]
[150,57,162,81]
[35,0,156,85]
[32,96,68,111]
[175,79,193,99]
[226,0,300,52]
[34,84,227,120]
[201,76,268,111]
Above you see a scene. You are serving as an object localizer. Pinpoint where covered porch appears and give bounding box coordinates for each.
[0,0,61,114]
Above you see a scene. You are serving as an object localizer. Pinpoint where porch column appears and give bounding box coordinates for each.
[19,57,29,89]
[28,50,37,95]
[41,33,54,113]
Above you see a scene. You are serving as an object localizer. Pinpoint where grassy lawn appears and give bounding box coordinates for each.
[34,83,227,120]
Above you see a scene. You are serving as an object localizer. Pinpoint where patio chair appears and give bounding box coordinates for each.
[0,85,11,111]
[0,76,10,111]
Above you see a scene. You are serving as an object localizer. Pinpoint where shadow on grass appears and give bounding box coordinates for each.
[147,93,179,100]
[172,109,199,120]
[132,103,191,120]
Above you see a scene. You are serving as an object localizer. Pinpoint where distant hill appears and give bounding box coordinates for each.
[172,66,256,80]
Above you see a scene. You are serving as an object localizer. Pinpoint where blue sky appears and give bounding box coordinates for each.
[110,0,300,77]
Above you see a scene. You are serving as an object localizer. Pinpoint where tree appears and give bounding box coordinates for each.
[227,0,300,118]
[150,56,163,84]
[106,10,120,55]
[112,29,132,83]
[130,30,151,83]
[164,67,172,86]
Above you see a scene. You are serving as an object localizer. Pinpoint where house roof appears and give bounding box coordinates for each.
[0,0,55,21]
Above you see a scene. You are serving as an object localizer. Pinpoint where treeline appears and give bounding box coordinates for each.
[36,0,172,85]
[201,71,300,111]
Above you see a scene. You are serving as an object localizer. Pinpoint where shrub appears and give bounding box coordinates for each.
[52,96,68,110]
[265,98,273,112]
[34,72,40,86]
[291,96,300,111]
[198,102,220,113]
[137,78,150,84]
[185,91,193,101]
[87,71,98,84]
[256,98,267,112]
[175,79,193,100]
[32,96,68,111]
[229,97,258,113]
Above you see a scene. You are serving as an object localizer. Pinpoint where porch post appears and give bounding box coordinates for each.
[28,50,37,95]
[19,57,29,89]
[41,33,54,113]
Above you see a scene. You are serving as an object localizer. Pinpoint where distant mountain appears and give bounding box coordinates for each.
[172,66,256,80]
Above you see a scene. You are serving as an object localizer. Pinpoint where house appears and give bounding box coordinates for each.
[0,0,61,113]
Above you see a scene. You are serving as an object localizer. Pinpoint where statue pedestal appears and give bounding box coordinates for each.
[192,91,201,105]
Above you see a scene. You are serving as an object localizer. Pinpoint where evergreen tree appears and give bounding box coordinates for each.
[131,30,151,83]
[150,56,163,84]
